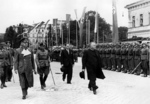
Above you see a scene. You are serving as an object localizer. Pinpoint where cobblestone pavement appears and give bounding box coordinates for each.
[1,58,150,104]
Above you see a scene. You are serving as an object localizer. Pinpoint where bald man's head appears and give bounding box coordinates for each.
[90,42,97,49]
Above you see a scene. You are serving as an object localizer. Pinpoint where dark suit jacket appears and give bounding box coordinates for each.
[82,49,105,79]
[61,49,74,66]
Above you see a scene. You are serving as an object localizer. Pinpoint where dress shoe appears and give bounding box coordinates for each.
[3,84,7,87]
[67,82,71,84]
[62,77,65,81]
[1,84,3,89]
[43,83,46,87]
[22,96,26,100]
[93,89,97,95]
[41,85,45,90]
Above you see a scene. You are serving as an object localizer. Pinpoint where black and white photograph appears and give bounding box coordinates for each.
[0,0,150,104]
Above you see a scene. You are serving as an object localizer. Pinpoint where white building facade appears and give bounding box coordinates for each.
[125,0,150,38]
[29,23,50,44]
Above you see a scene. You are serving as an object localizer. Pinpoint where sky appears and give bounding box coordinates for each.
[0,0,139,33]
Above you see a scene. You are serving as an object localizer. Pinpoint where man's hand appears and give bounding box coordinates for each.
[14,70,18,74]
[82,69,85,72]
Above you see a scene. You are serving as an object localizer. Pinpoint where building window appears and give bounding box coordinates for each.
[140,14,143,26]
[132,16,135,27]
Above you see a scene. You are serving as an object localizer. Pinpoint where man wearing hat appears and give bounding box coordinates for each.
[0,42,11,89]
[14,38,36,99]
[140,43,149,77]
[5,41,14,82]
[133,43,141,75]
[35,43,50,90]
[82,42,105,95]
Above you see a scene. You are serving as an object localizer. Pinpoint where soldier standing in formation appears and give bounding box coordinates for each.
[97,42,150,77]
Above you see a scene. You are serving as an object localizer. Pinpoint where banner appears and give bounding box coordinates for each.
[94,12,98,33]
[74,9,80,27]
[66,14,71,44]
[53,19,58,45]
[112,0,119,43]
[43,20,50,42]
[79,7,86,47]
[66,14,71,24]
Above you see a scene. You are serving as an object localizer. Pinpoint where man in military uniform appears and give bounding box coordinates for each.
[111,44,117,71]
[36,43,51,89]
[6,41,14,81]
[102,45,107,69]
[115,43,122,72]
[121,43,128,73]
[0,42,11,89]
[127,43,134,73]
[133,43,141,75]
[140,43,149,77]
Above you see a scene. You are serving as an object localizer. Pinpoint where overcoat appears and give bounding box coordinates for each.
[14,47,35,88]
[82,49,105,79]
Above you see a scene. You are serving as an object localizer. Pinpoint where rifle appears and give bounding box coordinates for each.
[130,61,142,74]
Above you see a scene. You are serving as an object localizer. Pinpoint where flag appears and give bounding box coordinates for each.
[79,7,86,47]
[94,12,98,33]
[74,9,80,27]
[74,9,78,20]
[66,14,71,28]
[53,19,58,45]
[36,21,45,29]
[43,20,50,41]
[112,0,119,43]
[36,21,45,43]
[53,19,58,34]
[59,20,62,37]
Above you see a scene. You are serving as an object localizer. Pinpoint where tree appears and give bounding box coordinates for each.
[3,23,24,48]
[118,26,128,41]
[82,10,112,44]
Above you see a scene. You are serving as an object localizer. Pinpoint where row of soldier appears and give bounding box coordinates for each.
[97,42,150,77]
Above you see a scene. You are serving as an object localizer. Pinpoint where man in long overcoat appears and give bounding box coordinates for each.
[82,42,105,95]
[14,38,36,100]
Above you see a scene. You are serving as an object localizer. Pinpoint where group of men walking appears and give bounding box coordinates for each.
[0,38,106,99]
[98,42,150,77]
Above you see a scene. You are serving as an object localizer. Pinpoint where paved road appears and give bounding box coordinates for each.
[0,58,150,104]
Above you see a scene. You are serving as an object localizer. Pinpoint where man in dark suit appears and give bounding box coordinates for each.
[60,44,74,84]
[82,42,105,95]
